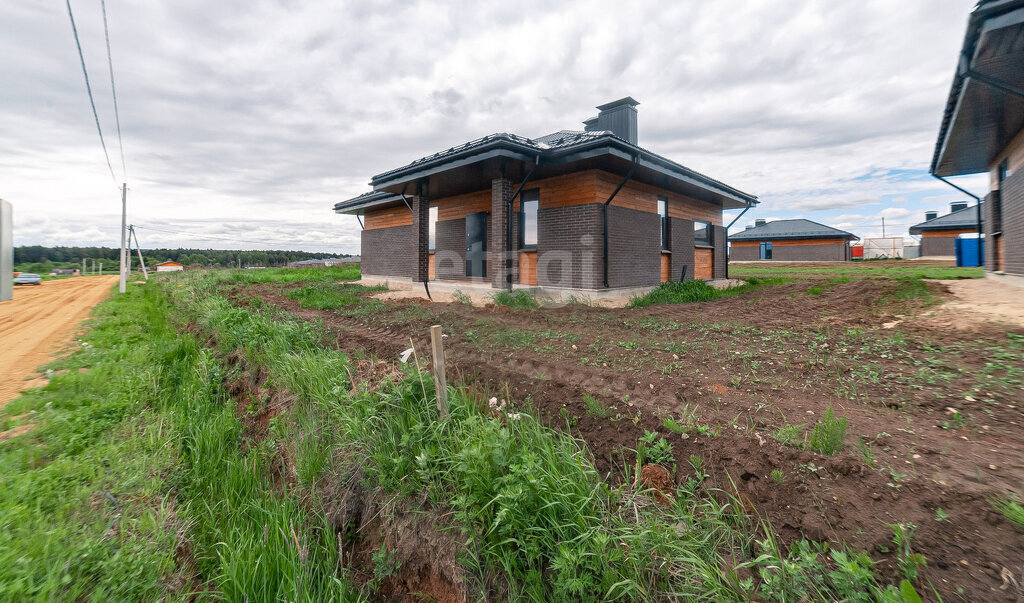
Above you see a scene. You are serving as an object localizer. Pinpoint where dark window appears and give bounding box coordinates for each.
[428,206,438,251]
[694,220,711,246]
[519,189,539,248]
[994,160,1008,233]
[657,197,669,250]
[759,241,772,260]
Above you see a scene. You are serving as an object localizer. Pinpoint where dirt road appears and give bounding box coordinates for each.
[0,276,117,406]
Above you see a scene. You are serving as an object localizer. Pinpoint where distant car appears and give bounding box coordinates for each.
[13,273,42,285]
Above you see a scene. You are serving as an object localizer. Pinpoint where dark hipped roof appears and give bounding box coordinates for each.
[334,128,757,214]
[908,203,982,233]
[729,219,858,241]
[931,0,1024,176]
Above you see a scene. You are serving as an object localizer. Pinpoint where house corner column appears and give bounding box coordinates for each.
[490,178,513,288]
[411,182,430,282]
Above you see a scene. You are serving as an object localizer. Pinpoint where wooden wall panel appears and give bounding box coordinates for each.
[436,190,491,222]
[428,254,436,280]
[922,229,975,238]
[519,251,537,285]
[364,205,412,230]
[594,172,723,225]
[733,238,847,247]
[660,253,670,282]
[694,248,713,279]
[774,238,846,246]
[530,171,600,209]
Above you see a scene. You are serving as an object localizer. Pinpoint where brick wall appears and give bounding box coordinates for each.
[920,235,957,257]
[607,205,661,288]
[434,217,466,280]
[983,191,998,270]
[1002,168,1024,275]
[713,226,727,278]
[490,178,517,288]
[536,204,603,289]
[668,217,695,281]
[730,244,759,261]
[411,194,429,281]
[361,224,413,277]
[773,242,848,261]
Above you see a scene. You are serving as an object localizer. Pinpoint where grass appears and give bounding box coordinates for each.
[0,282,359,601]
[809,407,848,455]
[729,262,983,281]
[492,289,540,309]
[628,277,785,308]
[991,497,1024,529]
[0,266,929,600]
[285,281,382,309]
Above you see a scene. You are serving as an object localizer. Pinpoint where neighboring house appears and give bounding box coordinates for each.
[729,219,858,262]
[154,261,184,272]
[334,98,757,291]
[931,0,1024,282]
[908,202,981,258]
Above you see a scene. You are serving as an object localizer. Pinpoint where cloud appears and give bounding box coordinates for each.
[0,0,985,253]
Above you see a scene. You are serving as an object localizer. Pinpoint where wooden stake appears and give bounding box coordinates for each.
[429,325,449,419]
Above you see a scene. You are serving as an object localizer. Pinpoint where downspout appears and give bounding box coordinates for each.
[355,215,364,230]
[505,156,540,290]
[932,174,982,267]
[724,201,755,280]
[603,155,639,288]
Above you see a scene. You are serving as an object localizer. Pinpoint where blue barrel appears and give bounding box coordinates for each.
[955,238,984,267]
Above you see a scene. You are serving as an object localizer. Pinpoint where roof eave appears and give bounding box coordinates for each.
[931,0,1024,176]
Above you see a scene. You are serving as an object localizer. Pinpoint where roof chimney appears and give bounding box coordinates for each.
[585,97,639,144]
[950,201,968,213]
[744,224,754,230]
[925,211,938,221]
[755,219,767,227]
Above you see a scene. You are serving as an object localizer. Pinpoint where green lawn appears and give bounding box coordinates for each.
[729,261,983,281]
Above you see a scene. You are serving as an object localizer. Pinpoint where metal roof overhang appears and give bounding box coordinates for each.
[932,2,1024,177]
[730,232,858,242]
[344,138,756,213]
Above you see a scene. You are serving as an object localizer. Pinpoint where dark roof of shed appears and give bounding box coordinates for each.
[908,203,982,233]
[335,129,757,213]
[931,0,1024,176]
[728,219,858,241]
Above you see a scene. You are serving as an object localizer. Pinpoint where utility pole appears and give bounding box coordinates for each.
[881,217,886,238]
[82,257,86,276]
[130,225,148,280]
[119,183,127,293]
[99,261,103,275]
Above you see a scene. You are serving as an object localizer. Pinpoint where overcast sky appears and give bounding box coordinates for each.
[2,0,987,254]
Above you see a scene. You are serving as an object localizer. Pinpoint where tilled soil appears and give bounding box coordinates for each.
[228,279,1024,600]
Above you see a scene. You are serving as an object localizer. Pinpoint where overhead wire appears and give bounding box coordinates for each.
[65,0,118,187]
[100,0,126,180]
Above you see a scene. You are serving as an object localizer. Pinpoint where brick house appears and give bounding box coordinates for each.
[334,98,757,292]
[908,203,981,258]
[931,0,1024,282]
[729,219,857,262]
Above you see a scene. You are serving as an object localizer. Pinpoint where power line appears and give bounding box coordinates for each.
[100,0,126,180]
[65,0,118,187]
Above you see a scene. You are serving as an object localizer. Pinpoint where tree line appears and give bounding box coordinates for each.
[14,245,351,273]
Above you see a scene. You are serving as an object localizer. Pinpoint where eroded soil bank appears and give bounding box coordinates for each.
[225,277,1024,600]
